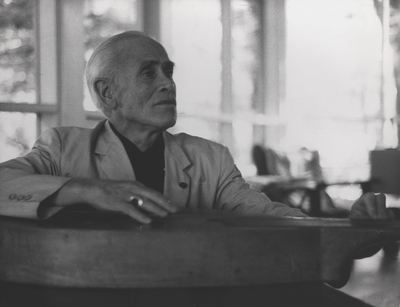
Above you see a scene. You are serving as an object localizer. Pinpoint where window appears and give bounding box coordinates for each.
[1,0,396,188]
[165,0,264,174]
[83,0,141,111]
[163,0,222,142]
[231,0,263,171]
[0,0,38,162]
[285,0,397,183]
[0,111,36,162]
[0,0,144,163]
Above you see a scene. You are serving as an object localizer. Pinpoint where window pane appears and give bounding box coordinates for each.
[0,0,36,104]
[166,0,262,176]
[167,0,222,122]
[231,0,262,115]
[83,0,140,111]
[0,112,36,162]
[231,0,262,172]
[174,116,219,143]
[285,0,397,182]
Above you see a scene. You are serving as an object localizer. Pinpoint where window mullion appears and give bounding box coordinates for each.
[143,0,161,41]
[220,0,234,152]
[262,0,286,149]
[37,0,58,133]
[57,0,85,127]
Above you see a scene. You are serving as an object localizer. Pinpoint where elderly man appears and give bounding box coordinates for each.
[0,31,394,223]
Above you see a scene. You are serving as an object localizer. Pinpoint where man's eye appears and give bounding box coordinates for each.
[142,70,155,77]
[165,70,174,78]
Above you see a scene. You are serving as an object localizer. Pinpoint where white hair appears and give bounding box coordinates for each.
[85,31,158,113]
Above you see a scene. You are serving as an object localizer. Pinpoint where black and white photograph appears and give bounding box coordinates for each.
[0,0,400,306]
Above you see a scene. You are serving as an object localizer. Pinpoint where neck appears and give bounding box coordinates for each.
[110,121,162,152]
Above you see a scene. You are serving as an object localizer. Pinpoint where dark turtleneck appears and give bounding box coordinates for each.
[110,123,165,194]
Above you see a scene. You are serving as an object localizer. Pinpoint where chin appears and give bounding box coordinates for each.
[156,117,177,131]
[165,119,177,129]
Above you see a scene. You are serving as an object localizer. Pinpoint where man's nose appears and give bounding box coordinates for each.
[159,73,175,93]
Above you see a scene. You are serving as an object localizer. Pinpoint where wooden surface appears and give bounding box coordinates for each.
[0,209,399,290]
[0,281,374,307]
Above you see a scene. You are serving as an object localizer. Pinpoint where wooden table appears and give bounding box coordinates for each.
[0,209,399,307]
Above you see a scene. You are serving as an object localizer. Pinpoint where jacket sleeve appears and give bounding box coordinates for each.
[214,146,307,217]
[0,128,71,219]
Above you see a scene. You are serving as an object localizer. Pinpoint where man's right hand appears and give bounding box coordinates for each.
[38,178,178,223]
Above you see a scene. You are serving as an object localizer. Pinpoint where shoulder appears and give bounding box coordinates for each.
[34,121,106,155]
[40,120,106,143]
[164,132,234,170]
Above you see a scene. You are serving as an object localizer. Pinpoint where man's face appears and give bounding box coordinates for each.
[112,38,177,132]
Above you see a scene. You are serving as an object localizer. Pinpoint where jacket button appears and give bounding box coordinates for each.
[25,195,32,201]
[179,182,188,188]
[17,195,25,201]
[9,193,17,200]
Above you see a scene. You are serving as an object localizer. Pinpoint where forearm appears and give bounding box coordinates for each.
[0,160,71,219]
[38,178,177,223]
[217,174,306,217]
[38,178,98,219]
[227,187,306,217]
[211,146,305,217]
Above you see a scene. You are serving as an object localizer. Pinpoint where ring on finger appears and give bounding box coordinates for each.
[129,195,144,207]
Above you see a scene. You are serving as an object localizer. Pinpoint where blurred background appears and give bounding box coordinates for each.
[0,0,399,206]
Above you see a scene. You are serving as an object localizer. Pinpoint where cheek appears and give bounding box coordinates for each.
[120,92,139,108]
[133,86,152,103]
[117,84,154,111]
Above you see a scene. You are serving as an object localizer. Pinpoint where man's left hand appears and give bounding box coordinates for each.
[349,192,395,220]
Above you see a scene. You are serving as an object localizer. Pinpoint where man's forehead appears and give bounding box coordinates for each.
[138,60,175,68]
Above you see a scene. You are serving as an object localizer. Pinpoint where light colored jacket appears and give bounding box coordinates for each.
[0,120,305,219]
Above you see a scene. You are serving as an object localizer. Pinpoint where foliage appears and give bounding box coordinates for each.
[0,0,35,100]
[83,0,137,54]
[0,0,33,29]
[0,0,35,161]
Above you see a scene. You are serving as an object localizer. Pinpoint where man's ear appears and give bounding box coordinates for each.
[94,79,117,109]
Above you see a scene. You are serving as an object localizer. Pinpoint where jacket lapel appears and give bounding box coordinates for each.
[93,122,191,207]
[94,120,136,181]
[163,132,192,208]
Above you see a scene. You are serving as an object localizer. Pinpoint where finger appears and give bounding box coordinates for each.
[97,199,153,224]
[129,195,144,206]
[364,193,379,219]
[350,192,376,220]
[375,193,389,220]
[132,196,169,217]
[105,199,153,223]
[125,205,152,224]
[349,209,369,220]
[130,184,178,213]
